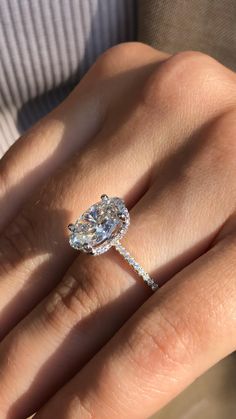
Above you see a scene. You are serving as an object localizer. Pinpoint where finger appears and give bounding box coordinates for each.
[34,226,236,419]
[0,44,166,334]
[1,110,236,417]
[0,43,163,230]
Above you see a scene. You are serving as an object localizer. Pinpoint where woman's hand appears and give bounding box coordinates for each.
[0,43,236,419]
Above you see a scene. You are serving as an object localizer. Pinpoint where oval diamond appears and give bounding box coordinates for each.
[69,196,130,255]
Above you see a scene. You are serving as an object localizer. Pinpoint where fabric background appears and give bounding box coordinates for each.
[0,0,135,156]
[138,0,236,71]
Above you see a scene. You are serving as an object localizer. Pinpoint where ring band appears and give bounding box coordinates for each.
[68,194,158,291]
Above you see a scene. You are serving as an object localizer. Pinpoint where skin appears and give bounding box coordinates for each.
[0,42,235,418]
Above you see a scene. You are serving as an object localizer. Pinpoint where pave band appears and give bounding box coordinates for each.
[114,241,158,291]
[68,195,158,292]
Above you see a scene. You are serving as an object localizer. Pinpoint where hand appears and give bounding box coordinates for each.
[0,43,235,419]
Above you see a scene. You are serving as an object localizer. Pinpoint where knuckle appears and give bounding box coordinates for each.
[167,50,218,74]
[91,42,159,77]
[126,305,195,378]
[0,210,36,272]
[91,43,133,77]
[44,274,91,329]
[141,50,234,111]
[43,256,112,329]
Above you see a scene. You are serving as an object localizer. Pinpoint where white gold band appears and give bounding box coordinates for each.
[114,241,158,292]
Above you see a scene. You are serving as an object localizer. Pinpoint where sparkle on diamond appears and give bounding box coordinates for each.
[69,196,129,254]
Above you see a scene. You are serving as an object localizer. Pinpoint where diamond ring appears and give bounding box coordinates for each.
[68,194,158,291]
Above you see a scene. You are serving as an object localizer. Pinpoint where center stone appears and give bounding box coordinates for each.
[69,196,130,255]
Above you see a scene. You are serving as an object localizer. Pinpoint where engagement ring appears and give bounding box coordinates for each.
[68,194,158,291]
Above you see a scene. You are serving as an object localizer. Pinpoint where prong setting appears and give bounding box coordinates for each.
[83,243,93,253]
[118,212,126,222]
[101,194,109,202]
[68,223,76,232]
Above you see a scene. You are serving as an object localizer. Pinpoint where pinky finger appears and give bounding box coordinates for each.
[35,226,236,419]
